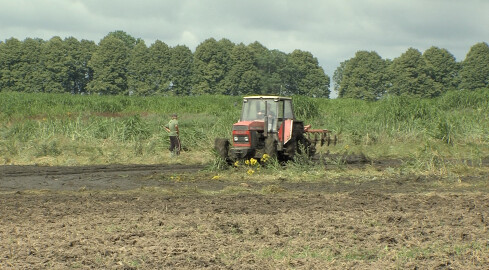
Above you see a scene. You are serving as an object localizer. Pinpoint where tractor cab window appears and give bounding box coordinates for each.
[277,100,294,120]
[241,99,278,121]
[266,102,277,119]
[283,100,294,119]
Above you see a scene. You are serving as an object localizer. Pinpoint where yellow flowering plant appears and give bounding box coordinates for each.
[233,154,273,177]
[261,154,270,163]
[250,158,258,166]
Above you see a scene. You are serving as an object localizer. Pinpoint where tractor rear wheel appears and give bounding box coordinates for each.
[283,139,297,161]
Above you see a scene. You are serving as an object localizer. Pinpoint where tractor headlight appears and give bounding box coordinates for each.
[244,136,249,142]
[234,136,238,142]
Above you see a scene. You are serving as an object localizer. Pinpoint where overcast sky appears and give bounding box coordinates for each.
[1,0,488,96]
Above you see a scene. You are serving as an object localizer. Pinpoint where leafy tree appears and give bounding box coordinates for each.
[248,41,270,93]
[248,41,269,72]
[338,51,387,100]
[64,37,84,93]
[148,40,171,95]
[264,72,283,95]
[225,43,261,95]
[0,38,25,92]
[423,46,459,92]
[269,50,292,95]
[288,50,330,97]
[214,38,235,93]
[127,40,152,95]
[239,70,262,95]
[387,48,437,98]
[459,42,489,90]
[248,42,290,95]
[87,35,129,95]
[19,38,44,93]
[66,38,96,94]
[105,30,138,50]
[170,45,193,96]
[333,60,348,97]
[39,36,71,93]
[192,38,233,95]
[303,68,331,98]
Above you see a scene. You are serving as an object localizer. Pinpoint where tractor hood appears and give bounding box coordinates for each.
[232,120,265,131]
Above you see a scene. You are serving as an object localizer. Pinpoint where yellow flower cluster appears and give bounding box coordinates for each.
[261,154,270,163]
[245,158,258,166]
[235,154,270,168]
[234,154,272,177]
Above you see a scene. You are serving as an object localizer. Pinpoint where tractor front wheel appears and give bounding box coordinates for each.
[214,138,230,161]
[264,136,277,159]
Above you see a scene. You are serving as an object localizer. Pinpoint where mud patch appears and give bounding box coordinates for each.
[1,163,489,269]
[1,192,488,269]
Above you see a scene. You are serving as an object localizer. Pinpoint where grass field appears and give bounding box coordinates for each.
[0,90,488,175]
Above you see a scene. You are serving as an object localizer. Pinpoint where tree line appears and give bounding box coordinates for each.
[0,31,330,97]
[0,30,487,99]
[334,42,489,100]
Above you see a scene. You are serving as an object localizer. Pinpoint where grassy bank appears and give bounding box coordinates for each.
[0,90,488,173]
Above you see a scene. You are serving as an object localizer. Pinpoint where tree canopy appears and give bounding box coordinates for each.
[459,42,489,90]
[0,31,332,97]
[388,48,437,98]
[423,46,459,92]
[333,42,487,100]
[87,35,130,95]
[0,30,487,99]
[337,51,387,100]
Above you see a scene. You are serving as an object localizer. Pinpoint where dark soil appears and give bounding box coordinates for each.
[1,161,488,269]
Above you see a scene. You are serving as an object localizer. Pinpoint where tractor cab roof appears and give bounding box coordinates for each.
[240,95,295,123]
[243,96,292,101]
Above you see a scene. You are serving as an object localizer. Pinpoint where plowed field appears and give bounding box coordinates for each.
[1,163,488,269]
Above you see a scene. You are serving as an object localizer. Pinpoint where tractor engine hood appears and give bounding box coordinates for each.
[232,120,265,131]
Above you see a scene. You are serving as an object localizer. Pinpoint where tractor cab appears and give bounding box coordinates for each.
[227,96,300,160]
[240,96,295,132]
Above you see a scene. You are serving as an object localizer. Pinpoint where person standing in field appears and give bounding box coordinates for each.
[164,113,180,157]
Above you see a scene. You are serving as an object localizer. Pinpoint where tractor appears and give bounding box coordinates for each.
[214,96,336,163]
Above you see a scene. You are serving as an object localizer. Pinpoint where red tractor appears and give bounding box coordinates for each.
[214,96,335,162]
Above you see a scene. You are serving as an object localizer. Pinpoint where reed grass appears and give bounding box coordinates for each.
[1,89,488,169]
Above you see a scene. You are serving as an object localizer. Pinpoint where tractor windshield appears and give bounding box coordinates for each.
[241,99,278,122]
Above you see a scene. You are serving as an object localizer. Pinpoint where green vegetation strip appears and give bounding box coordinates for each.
[0,91,488,175]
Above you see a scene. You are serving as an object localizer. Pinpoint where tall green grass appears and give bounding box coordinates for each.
[0,89,488,167]
[310,89,489,170]
[0,92,243,118]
